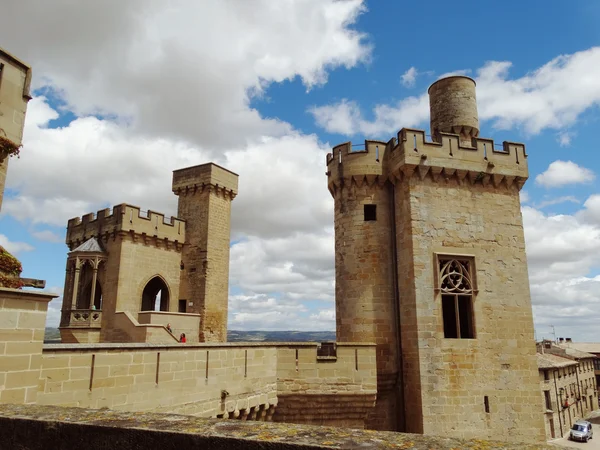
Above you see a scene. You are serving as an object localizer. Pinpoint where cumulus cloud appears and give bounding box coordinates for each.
[229,294,334,331]
[557,131,576,147]
[310,47,600,139]
[535,160,595,188]
[31,230,63,243]
[400,67,418,87]
[523,198,600,342]
[0,234,34,254]
[0,0,369,150]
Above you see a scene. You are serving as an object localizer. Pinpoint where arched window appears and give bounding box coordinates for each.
[74,261,103,310]
[79,280,103,310]
[141,276,170,312]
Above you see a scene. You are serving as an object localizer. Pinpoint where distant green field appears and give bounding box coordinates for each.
[44,328,335,343]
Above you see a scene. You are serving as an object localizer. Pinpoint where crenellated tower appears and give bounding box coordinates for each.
[328,76,545,443]
[172,163,238,342]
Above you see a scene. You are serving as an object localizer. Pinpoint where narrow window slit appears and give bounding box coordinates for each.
[155,352,160,385]
[484,396,490,413]
[89,354,95,391]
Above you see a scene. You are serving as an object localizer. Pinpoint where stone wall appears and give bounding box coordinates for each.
[35,342,375,424]
[397,174,545,443]
[0,404,563,450]
[0,288,57,404]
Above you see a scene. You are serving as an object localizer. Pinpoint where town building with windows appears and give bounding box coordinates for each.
[537,340,597,439]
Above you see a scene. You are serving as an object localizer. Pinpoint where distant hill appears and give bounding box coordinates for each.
[44,328,335,344]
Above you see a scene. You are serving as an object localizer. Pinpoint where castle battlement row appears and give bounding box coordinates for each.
[172,162,238,198]
[66,203,186,249]
[326,129,528,192]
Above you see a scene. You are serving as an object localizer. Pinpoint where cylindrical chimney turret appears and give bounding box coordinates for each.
[428,76,479,145]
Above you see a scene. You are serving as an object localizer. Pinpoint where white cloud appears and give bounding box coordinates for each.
[310,47,600,139]
[523,198,600,342]
[400,67,418,87]
[0,234,34,254]
[31,230,63,243]
[557,131,576,147]
[534,195,580,209]
[229,294,334,331]
[0,0,369,150]
[535,160,595,188]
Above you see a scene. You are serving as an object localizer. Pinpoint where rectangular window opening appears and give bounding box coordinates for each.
[364,204,377,221]
[484,396,490,413]
[545,390,552,410]
[178,299,186,313]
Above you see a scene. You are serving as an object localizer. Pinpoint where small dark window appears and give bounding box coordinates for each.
[178,299,186,313]
[484,396,490,413]
[544,370,550,381]
[364,204,376,221]
[545,390,552,410]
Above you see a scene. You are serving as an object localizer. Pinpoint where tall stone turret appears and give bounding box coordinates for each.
[328,76,545,443]
[327,140,401,430]
[428,76,479,145]
[172,163,238,342]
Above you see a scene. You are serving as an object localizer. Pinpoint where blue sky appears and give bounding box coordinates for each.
[1,1,600,340]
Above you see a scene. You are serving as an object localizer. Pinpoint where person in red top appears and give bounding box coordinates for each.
[179,333,186,343]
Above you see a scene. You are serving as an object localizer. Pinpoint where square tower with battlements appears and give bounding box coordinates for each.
[327,76,546,443]
[59,162,237,345]
[172,163,238,342]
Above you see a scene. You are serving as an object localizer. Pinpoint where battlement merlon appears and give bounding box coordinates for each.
[172,163,238,199]
[66,203,185,248]
[326,129,528,191]
[389,128,528,184]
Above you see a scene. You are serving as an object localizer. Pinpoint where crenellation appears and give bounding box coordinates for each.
[66,204,186,248]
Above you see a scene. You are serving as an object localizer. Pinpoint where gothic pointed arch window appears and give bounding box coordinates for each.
[435,255,477,339]
[141,276,170,312]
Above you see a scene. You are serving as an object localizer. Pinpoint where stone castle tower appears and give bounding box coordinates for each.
[172,163,238,342]
[0,48,31,212]
[327,76,545,442]
[60,163,237,344]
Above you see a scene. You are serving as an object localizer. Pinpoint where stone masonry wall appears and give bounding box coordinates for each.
[331,141,401,431]
[0,49,30,211]
[101,239,182,342]
[0,288,56,404]
[37,344,278,418]
[399,173,546,443]
[275,344,377,427]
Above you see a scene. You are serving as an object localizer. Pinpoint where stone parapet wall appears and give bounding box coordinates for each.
[0,288,57,404]
[38,343,279,418]
[0,404,563,450]
[32,342,375,425]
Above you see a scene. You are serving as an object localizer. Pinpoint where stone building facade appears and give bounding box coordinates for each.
[537,340,597,439]
[328,76,546,442]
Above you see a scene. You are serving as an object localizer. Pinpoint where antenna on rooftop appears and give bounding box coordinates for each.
[549,325,556,343]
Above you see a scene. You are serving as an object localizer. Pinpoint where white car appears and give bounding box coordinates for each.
[570,420,593,443]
